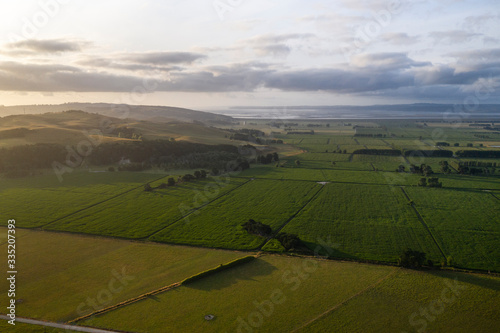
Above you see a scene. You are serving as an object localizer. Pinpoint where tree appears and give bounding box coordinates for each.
[397,164,405,173]
[418,178,427,187]
[200,170,207,178]
[107,166,115,172]
[211,167,219,176]
[242,219,272,237]
[423,165,433,176]
[182,174,195,181]
[167,177,176,186]
[439,160,450,174]
[144,183,153,191]
[295,160,301,166]
[427,177,442,188]
[194,170,201,179]
[398,249,426,268]
[276,232,302,251]
[273,152,279,161]
[158,182,168,189]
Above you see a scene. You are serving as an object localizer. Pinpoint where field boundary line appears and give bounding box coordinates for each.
[399,187,447,260]
[0,315,122,333]
[68,282,182,324]
[260,185,325,250]
[488,191,500,201]
[40,175,169,229]
[145,178,253,239]
[68,254,253,324]
[291,268,399,333]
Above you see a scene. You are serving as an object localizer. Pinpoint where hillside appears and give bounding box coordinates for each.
[0,110,233,147]
[0,103,234,125]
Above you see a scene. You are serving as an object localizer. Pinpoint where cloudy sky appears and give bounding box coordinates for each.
[0,0,499,109]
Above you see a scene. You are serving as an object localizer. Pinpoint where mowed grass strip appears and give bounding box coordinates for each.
[0,172,163,228]
[81,255,396,333]
[0,228,248,322]
[298,269,500,333]
[150,180,321,249]
[282,183,443,262]
[45,177,247,238]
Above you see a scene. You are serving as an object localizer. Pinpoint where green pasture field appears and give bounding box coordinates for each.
[405,187,500,270]
[150,179,321,249]
[81,255,397,333]
[351,154,407,171]
[0,171,163,228]
[45,177,248,239]
[280,183,444,263]
[299,269,500,333]
[0,228,248,322]
[81,255,500,333]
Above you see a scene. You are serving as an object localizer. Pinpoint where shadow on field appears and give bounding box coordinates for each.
[424,270,500,292]
[302,240,358,260]
[184,258,277,291]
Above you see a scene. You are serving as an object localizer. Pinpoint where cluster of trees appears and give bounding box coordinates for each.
[439,161,451,174]
[436,142,450,146]
[403,150,453,158]
[276,232,302,251]
[241,219,272,237]
[455,150,500,158]
[286,130,315,135]
[456,161,497,168]
[144,170,208,192]
[410,164,433,176]
[418,177,442,187]
[0,143,66,174]
[456,165,495,175]
[353,149,401,156]
[0,139,249,178]
[398,249,427,269]
[257,153,279,164]
[353,133,386,137]
[112,126,142,140]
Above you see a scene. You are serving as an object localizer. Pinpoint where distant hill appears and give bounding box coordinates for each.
[0,103,235,124]
[0,110,233,147]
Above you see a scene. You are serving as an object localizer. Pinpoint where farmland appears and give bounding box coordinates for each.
[0,227,247,322]
[279,183,444,263]
[45,176,248,239]
[81,254,500,333]
[150,179,321,249]
[1,114,499,332]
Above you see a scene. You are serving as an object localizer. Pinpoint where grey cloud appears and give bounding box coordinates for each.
[119,52,206,65]
[462,13,500,31]
[1,53,499,100]
[78,57,182,72]
[4,39,87,54]
[351,53,430,71]
[429,30,482,44]
[243,33,315,57]
[380,33,420,45]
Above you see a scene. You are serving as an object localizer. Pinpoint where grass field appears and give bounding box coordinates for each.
[81,254,500,333]
[44,176,248,238]
[0,172,164,228]
[0,228,249,322]
[150,179,321,249]
[405,187,500,271]
[280,183,444,263]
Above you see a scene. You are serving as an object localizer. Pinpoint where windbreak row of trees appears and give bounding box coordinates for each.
[0,140,248,177]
